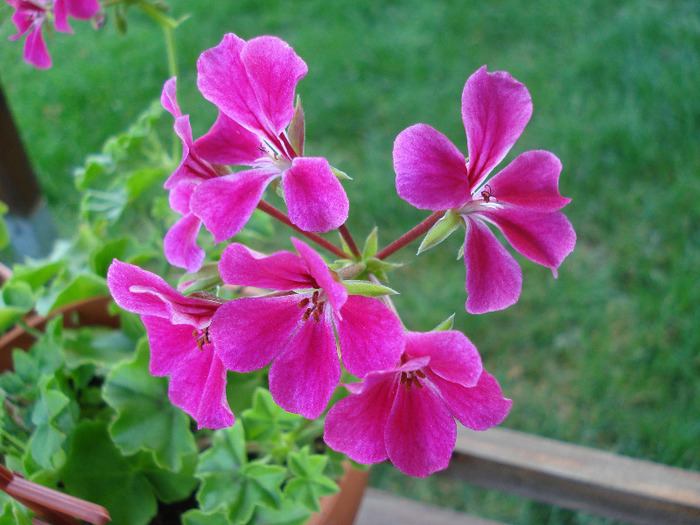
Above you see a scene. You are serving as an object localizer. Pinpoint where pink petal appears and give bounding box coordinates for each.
[323,370,395,465]
[481,207,576,277]
[164,213,205,274]
[63,0,100,20]
[404,331,482,388]
[394,123,471,210]
[268,311,340,418]
[10,8,33,37]
[161,77,182,118]
[335,295,404,377]
[385,382,456,477]
[107,259,216,327]
[463,217,522,314]
[209,295,302,372]
[429,370,512,431]
[52,0,73,33]
[190,169,277,243]
[168,181,194,216]
[24,26,51,69]
[487,150,571,211]
[219,243,315,290]
[463,66,532,189]
[164,115,219,190]
[283,157,349,232]
[241,35,308,137]
[291,237,347,312]
[142,316,234,429]
[197,33,306,139]
[194,112,262,167]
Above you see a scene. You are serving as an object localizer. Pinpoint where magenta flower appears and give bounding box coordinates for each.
[6,0,99,69]
[107,259,234,430]
[7,0,53,68]
[324,330,512,477]
[393,66,576,314]
[192,33,349,240]
[209,237,405,419]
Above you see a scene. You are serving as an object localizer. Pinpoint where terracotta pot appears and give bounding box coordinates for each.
[307,462,370,525]
[0,295,119,371]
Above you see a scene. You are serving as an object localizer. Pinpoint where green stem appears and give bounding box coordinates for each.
[0,426,26,453]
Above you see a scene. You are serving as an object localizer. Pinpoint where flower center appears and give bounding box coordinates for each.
[192,327,211,351]
[399,369,426,391]
[298,290,325,323]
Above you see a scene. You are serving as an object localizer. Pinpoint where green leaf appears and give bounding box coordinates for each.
[196,422,287,523]
[1,280,34,309]
[91,237,130,277]
[7,261,65,291]
[0,306,28,333]
[362,227,379,259]
[364,258,403,282]
[342,280,398,298]
[284,448,339,512]
[241,388,303,443]
[103,340,197,471]
[253,496,312,525]
[35,273,108,316]
[28,376,74,470]
[130,450,198,504]
[430,313,455,332]
[417,210,462,255]
[60,420,158,525]
[182,509,230,525]
[125,167,170,201]
[0,201,9,251]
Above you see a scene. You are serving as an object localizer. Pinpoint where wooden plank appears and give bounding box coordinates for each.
[446,427,700,525]
[355,488,508,525]
[0,81,41,216]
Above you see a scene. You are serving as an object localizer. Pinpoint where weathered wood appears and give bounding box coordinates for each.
[446,426,700,525]
[356,489,508,525]
[0,81,41,216]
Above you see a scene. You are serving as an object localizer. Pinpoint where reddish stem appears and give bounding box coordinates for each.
[338,224,362,259]
[256,200,351,259]
[375,211,445,260]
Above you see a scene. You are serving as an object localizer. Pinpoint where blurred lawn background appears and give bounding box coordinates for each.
[1,0,699,523]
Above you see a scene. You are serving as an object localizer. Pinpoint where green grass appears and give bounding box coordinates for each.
[2,0,699,523]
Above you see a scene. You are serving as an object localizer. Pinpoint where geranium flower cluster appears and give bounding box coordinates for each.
[107,33,575,477]
[5,0,100,69]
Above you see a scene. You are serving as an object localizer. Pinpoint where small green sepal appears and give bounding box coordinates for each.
[288,96,305,156]
[343,280,398,297]
[362,227,378,259]
[430,313,455,332]
[417,210,463,255]
[330,166,352,180]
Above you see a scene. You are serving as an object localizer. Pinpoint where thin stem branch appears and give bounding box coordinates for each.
[338,224,362,259]
[375,211,444,260]
[256,200,351,259]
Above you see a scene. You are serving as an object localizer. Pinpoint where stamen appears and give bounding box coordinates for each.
[302,308,313,321]
[193,327,211,351]
[312,290,319,304]
[312,309,321,322]
[298,297,310,308]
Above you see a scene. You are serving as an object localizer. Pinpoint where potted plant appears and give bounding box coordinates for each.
[2,1,576,523]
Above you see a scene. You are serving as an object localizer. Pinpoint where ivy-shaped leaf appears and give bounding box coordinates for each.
[284,447,339,513]
[196,422,287,524]
[35,273,109,316]
[129,449,198,504]
[102,340,197,471]
[27,376,75,471]
[241,388,303,444]
[181,508,230,525]
[60,420,158,525]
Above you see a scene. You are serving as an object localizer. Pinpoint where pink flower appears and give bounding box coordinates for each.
[7,0,53,68]
[323,330,512,477]
[393,66,576,314]
[6,0,99,69]
[107,259,234,430]
[193,33,349,240]
[209,238,405,419]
